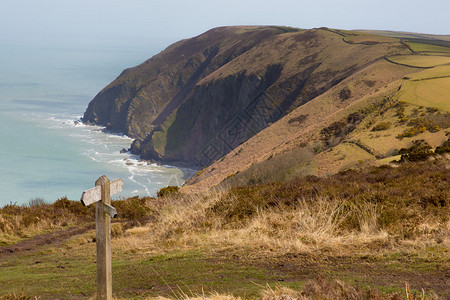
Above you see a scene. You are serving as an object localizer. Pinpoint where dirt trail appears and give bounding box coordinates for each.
[0,225,92,258]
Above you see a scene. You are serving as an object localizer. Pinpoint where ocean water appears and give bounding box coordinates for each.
[0,39,195,206]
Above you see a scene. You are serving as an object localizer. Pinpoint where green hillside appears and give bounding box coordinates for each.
[182,28,450,192]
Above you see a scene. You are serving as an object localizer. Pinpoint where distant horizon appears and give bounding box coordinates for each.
[1,0,449,48]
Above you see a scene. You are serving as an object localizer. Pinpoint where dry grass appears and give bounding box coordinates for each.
[0,196,157,247]
[137,277,444,300]
[0,289,39,300]
[110,159,450,259]
[1,160,448,299]
[3,159,448,259]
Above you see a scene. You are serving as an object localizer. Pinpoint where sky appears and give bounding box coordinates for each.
[1,0,449,48]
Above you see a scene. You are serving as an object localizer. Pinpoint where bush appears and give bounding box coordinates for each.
[288,114,308,124]
[371,122,391,131]
[157,185,180,197]
[397,117,441,138]
[426,107,439,113]
[339,87,351,100]
[395,101,407,119]
[399,140,433,162]
[112,197,153,221]
[28,198,46,207]
[53,196,91,217]
[320,112,365,146]
[424,112,450,129]
[435,136,450,154]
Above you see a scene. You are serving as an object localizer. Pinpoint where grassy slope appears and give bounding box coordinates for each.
[406,42,450,54]
[183,59,418,192]
[149,27,409,166]
[355,30,450,42]
[397,65,450,111]
[1,159,449,299]
[183,29,450,192]
[387,55,450,68]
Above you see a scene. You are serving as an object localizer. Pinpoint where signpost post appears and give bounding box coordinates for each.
[81,175,122,300]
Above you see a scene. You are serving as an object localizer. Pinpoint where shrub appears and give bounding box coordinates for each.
[398,139,433,162]
[435,136,450,154]
[371,122,391,131]
[28,198,46,207]
[288,114,308,124]
[53,196,91,217]
[395,101,407,119]
[157,185,180,197]
[339,87,351,100]
[112,196,153,221]
[320,112,365,146]
[397,117,441,138]
[426,107,439,113]
[424,112,450,129]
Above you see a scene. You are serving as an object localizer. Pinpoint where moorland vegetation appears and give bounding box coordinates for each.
[1,156,448,299]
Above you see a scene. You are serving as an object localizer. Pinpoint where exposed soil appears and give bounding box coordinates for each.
[0,226,92,258]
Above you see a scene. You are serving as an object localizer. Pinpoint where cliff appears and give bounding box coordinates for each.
[83,26,290,163]
[83,26,411,167]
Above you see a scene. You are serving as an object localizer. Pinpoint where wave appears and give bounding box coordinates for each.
[24,110,194,198]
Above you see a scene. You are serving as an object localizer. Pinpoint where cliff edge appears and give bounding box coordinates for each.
[83,26,410,167]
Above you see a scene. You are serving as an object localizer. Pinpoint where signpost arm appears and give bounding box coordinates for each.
[95,176,112,300]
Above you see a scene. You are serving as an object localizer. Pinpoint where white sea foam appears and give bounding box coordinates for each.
[11,92,194,201]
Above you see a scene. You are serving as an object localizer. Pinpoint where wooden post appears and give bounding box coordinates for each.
[81,176,122,300]
[95,176,112,300]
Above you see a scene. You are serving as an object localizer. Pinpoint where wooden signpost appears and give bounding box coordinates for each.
[81,175,123,300]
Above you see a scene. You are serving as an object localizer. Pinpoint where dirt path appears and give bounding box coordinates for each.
[0,225,92,258]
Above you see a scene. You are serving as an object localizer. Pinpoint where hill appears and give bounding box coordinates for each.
[82,26,450,191]
[182,29,450,192]
[83,26,294,165]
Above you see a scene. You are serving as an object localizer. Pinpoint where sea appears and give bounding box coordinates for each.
[0,38,195,206]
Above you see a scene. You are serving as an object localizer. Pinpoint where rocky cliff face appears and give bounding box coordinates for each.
[83,26,408,167]
[83,26,287,139]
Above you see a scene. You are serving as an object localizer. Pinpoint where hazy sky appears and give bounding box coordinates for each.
[1,0,449,46]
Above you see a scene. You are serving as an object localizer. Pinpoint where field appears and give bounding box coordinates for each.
[399,78,450,111]
[408,64,450,80]
[397,65,450,111]
[1,159,449,299]
[405,42,450,54]
[343,35,398,44]
[355,30,450,42]
[386,55,450,68]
